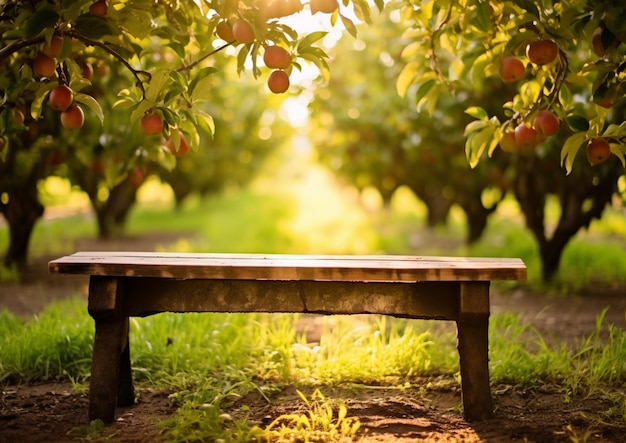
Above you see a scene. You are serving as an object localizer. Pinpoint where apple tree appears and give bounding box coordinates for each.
[393,0,626,279]
[0,0,383,267]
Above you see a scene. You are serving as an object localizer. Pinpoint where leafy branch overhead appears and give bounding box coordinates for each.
[0,0,383,169]
[396,1,626,174]
[1,0,625,176]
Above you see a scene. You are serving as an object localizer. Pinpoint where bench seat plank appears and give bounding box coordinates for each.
[49,252,527,282]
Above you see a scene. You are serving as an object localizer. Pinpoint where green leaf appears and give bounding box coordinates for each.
[298,53,331,82]
[145,69,170,103]
[609,144,626,167]
[565,115,590,132]
[464,120,488,136]
[74,93,104,125]
[465,126,495,168]
[190,76,214,103]
[189,67,217,95]
[30,83,56,120]
[297,31,328,50]
[560,132,587,174]
[352,0,372,24]
[340,14,357,38]
[74,15,116,40]
[413,79,436,110]
[236,45,252,75]
[130,100,154,125]
[396,61,418,97]
[473,1,492,32]
[163,86,186,107]
[193,111,215,137]
[24,9,59,39]
[501,30,532,58]
[465,106,489,121]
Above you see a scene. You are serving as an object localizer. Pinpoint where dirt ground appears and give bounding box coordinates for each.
[1,233,625,442]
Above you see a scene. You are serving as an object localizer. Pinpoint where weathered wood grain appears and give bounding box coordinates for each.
[49,252,527,282]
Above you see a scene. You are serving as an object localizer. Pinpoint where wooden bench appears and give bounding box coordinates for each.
[48,252,526,423]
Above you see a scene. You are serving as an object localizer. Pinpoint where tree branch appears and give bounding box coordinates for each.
[177,41,234,72]
[0,36,44,59]
[66,31,152,98]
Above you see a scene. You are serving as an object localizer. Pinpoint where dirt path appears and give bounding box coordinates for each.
[1,234,625,442]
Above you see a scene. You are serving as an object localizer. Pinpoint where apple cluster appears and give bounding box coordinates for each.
[496,35,617,166]
[213,0,338,95]
[500,110,560,154]
[140,113,189,157]
[33,1,109,130]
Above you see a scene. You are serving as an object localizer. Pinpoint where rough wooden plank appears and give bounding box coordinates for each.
[49,252,527,282]
[120,278,460,320]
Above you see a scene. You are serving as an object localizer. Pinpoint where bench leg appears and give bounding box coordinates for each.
[89,316,134,423]
[88,276,135,423]
[457,282,493,421]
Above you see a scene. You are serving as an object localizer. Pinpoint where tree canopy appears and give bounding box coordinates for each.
[1,1,625,171]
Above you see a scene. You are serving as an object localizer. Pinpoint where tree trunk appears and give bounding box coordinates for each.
[514,155,620,281]
[457,199,490,245]
[411,186,453,227]
[69,162,139,239]
[1,153,45,268]
[96,181,138,239]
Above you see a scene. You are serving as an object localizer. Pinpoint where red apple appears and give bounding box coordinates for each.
[165,131,189,157]
[263,45,292,69]
[89,159,105,172]
[232,19,255,44]
[48,85,73,111]
[80,61,94,80]
[127,167,146,189]
[526,39,559,65]
[60,105,85,129]
[514,123,540,151]
[499,131,519,153]
[586,138,611,165]
[533,110,560,137]
[267,70,290,94]
[499,56,525,83]
[140,113,163,136]
[33,53,56,77]
[89,0,108,16]
[42,35,63,58]
[310,0,338,14]
[591,27,617,57]
[216,21,235,42]
[12,108,25,126]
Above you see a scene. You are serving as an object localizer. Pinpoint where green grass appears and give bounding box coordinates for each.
[1,299,625,440]
[0,299,93,384]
